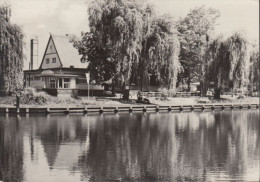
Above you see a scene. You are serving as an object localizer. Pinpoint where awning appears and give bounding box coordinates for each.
[41,70,54,76]
[41,70,80,77]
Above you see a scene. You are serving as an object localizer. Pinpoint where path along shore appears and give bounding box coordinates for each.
[0,96,258,115]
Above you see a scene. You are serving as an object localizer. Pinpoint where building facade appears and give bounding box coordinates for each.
[24,34,103,96]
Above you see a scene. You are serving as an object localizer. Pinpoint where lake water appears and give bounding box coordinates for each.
[0,110,259,182]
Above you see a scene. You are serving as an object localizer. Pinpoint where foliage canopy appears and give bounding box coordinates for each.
[0,3,24,95]
[74,0,181,97]
[204,33,250,98]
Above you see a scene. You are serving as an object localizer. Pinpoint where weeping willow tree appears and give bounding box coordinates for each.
[139,14,180,94]
[86,0,147,99]
[74,0,181,99]
[0,3,24,95]
[205,33,249,99]
[248,43,259,94]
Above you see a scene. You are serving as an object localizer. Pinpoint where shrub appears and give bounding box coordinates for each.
[237,94,246,99]
[20,87,82,105]
[158,87,170,100]
[20,87,50,105]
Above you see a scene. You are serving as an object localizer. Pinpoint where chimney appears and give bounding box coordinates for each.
[30,39,34,70]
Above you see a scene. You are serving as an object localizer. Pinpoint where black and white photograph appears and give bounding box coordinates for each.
[0,0,259,181]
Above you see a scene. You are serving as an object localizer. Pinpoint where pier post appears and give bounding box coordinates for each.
[129,107,133,113]
[99,107,103,113]
[211,105,215,110]
[155,106,159,112]
[143,106,147,112]
[84,107,88,114]
[114,107,118,113]
[65,108,69,114]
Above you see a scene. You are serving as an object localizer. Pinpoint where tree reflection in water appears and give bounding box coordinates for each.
[76,111,259,181]
[0,110,259,182]
[0,116,24,182]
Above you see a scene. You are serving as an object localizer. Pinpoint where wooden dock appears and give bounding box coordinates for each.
[0,103,258,115]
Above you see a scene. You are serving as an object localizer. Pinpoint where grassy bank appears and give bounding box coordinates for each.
[0,95,258,108]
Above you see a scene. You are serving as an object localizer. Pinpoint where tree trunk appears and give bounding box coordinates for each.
[214,87,221,99]
[200,81,203,97]
[187,76,191,92]
[112,85,115,96]
[251,76,254,96]
[202,80,208,96]
[122,88,129,100]
[122,82,129,100]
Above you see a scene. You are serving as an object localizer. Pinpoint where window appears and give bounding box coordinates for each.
[63,78,70,88]
[34,76,41,81]
[50,78,56,88]
[50,45,52,50]
[26,76,29,81]
[42,77,45,81]
[52,58,56,63]
[76,78,87,84]
[64,78,70,82]
[46,58,50,64]
[59,78,62,88]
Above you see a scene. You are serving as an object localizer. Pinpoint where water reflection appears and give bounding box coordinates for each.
[0,110,259,182]
[0,116,24,182]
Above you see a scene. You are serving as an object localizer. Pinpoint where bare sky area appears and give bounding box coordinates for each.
[7,0,259,70]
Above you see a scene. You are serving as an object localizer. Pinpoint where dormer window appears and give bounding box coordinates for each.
[46,58,49,64]
[52,58,56,63]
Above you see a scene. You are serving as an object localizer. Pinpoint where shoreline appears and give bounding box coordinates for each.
[0,95,258,115]
[0,103,259,115]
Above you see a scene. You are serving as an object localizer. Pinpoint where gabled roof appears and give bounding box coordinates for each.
[40,34,87,69]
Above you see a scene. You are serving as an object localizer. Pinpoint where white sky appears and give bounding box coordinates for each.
[7,0,259,69]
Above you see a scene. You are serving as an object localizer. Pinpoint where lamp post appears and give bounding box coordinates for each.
[85,73,90,102]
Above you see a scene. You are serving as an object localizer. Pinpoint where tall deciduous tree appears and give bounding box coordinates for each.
[205,33,249,99]
[88,0,145,99]
[0,3,24,95]
[75,0,181,99]
[178,6,220,92]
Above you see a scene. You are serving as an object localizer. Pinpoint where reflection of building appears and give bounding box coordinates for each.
[24,34,103,96]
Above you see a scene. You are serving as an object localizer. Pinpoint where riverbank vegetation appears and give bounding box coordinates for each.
[0,87,80,107]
